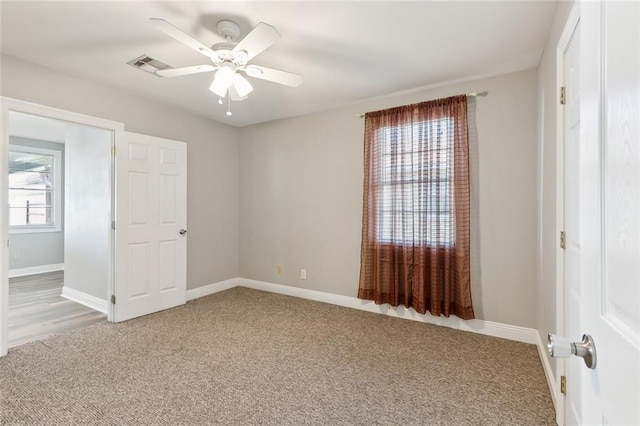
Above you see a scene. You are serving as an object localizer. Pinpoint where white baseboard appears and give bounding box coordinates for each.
[186,277,539,346]
[186,278,241,301]
[536,330,561,423]
[9,263,64,278]
[61,286,108,314]
[236,278,538,344]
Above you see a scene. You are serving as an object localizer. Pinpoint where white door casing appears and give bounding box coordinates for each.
[114,131,187,322]
[579,1,640,423]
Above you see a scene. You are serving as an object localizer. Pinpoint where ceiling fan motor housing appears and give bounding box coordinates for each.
[211,42,236,61]
[212,20,249,64]
[217,20,241,40]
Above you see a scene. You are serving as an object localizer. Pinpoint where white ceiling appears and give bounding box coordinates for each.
[1,1,558,127]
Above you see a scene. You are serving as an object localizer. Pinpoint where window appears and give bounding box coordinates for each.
[8,145,62,233]
[377,117,454,246]
[358,95,473,319]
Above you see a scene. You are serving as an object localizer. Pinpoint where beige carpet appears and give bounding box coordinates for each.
[0,287,556,425]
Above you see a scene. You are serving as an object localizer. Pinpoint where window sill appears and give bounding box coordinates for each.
[9,226,62,235]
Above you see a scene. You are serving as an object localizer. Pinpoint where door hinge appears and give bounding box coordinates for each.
[560,231,566,249]
[560,86,566,105]
[111,146,116,156]
[110,295,116,305]
[111,220,116,230]
[560,375,567,395]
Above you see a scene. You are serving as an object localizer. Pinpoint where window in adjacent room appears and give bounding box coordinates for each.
[8,145,62,233]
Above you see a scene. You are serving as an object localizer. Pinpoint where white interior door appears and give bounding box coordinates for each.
[562,18,582,426]
[114,131,187,322]
[578,1,640,423]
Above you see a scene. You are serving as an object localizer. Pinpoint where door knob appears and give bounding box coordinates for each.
[179,229,187,236]
[547,333,597,369]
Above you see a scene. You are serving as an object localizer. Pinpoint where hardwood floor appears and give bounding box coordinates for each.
[8,271,106,347]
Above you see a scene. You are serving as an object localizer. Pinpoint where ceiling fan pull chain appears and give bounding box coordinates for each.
[218,96,223,105]
[226,93,233,116]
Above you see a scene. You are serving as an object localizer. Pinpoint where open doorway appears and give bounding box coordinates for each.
[1,97,188,357]
[8,111,111,347]
[7,111,113,347]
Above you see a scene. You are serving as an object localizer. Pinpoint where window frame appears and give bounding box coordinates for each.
[8,144,62,234]
[375,117,455,247]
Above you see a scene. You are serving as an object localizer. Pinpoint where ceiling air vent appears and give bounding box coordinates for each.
[127,54,171,76]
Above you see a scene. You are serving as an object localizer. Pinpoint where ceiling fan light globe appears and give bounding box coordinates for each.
[215,65,236,83]
[233,74,254,97]
[228,85,248,101]
[209,78,229,97]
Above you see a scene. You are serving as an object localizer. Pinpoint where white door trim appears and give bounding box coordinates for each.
[0,97,125,357]
[553,5,580,425]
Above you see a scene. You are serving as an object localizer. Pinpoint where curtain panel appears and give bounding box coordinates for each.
[358,95,474,319]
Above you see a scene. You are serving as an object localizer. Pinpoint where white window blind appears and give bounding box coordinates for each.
[375,117,454,246]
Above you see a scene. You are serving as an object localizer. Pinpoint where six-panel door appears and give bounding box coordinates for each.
[115,132,187,322]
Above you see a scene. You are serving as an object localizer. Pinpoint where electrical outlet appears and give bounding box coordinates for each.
[300,269,307,280]
[13,252,21,261]
[276,264,283,275]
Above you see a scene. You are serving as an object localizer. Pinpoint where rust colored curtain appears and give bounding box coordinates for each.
[358,95,474,319]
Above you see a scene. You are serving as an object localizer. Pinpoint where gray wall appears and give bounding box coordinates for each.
[1,54,241,289]
[240,69,540,328]
[537,0,574,381]
[64,124,111,300]
[2,54,544,330]
[8,136,65,270]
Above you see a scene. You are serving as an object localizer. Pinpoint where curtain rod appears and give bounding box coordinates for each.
[356,91,488,118]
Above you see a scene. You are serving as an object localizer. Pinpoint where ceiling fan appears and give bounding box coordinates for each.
[150,18,303,114]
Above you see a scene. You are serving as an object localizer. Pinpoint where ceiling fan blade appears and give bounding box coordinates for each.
[150,18,219,61]
[156,65,217,77]
[244,65,303,87]
[232,22,280,62]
